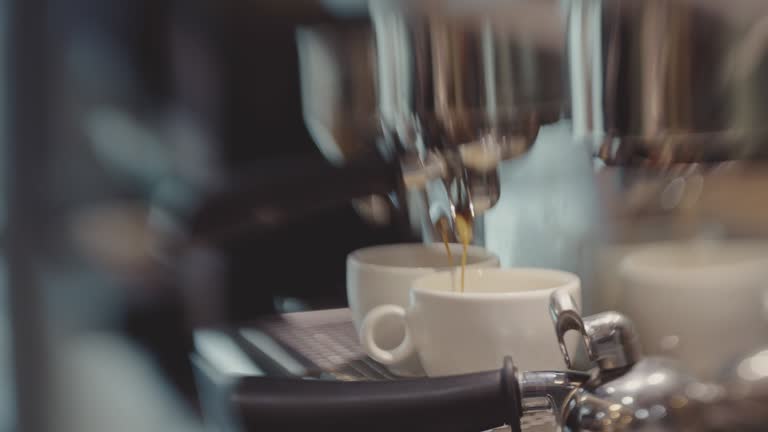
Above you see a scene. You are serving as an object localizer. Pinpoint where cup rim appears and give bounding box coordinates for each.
[411,267,580,300]
[347,243,499,273]
[621,240,768,279]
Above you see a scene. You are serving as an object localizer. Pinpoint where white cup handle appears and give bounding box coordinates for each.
[360,305,416,366]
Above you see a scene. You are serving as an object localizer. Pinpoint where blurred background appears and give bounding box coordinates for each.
[7,1,407,430]
[4,0,768,431]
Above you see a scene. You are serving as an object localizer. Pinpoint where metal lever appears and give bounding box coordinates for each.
[550,290,643,374]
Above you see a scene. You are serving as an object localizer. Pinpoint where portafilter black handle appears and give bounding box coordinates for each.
[232,357,522,432]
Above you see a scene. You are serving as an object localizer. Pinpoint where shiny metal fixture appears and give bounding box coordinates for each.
[373,0,566,240]
[551,289,642,373]
[296,0,568,242]
[541,291,768,432]
[569,0,768,167]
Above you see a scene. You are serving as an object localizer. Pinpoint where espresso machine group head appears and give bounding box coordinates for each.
[171,0,768,249]
[368,0,566,242]
[293,0,768,246]
[167,0,567,248]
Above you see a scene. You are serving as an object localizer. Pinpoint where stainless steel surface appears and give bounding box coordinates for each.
[371,0,564,153]
[561,357,699,432]
[550,290,641,373]
[545,292,705,431]
[520,370,591,416]
[545,294,699,431]
[557,352,768,431]
[296,16,498,244]
[368,0,567,241]
[255,308,398,381]
[295,0,768,236]
[569,0,768,166]
[546,292,768,431]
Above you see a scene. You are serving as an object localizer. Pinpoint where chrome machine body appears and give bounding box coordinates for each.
[298,0,567,243]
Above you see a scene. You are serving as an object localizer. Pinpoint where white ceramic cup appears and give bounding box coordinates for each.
[361,267,581,377]
[347,243,499,376]
[619,240,768,379]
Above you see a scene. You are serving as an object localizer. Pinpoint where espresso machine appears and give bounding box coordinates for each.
[174,0,768,427]
[191,0,768,430]
[8,0,768,431]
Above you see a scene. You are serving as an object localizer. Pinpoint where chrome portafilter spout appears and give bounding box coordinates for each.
[427,170,475,244]
[424,138,505,244]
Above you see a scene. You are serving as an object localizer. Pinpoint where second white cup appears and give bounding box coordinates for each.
[619,240,768,379]
[361,268,581,377]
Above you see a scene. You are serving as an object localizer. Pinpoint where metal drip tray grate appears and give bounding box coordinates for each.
[254,309,398,381]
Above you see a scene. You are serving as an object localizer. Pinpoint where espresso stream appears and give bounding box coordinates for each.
[438,214,473,293]
[436,218,454,262]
